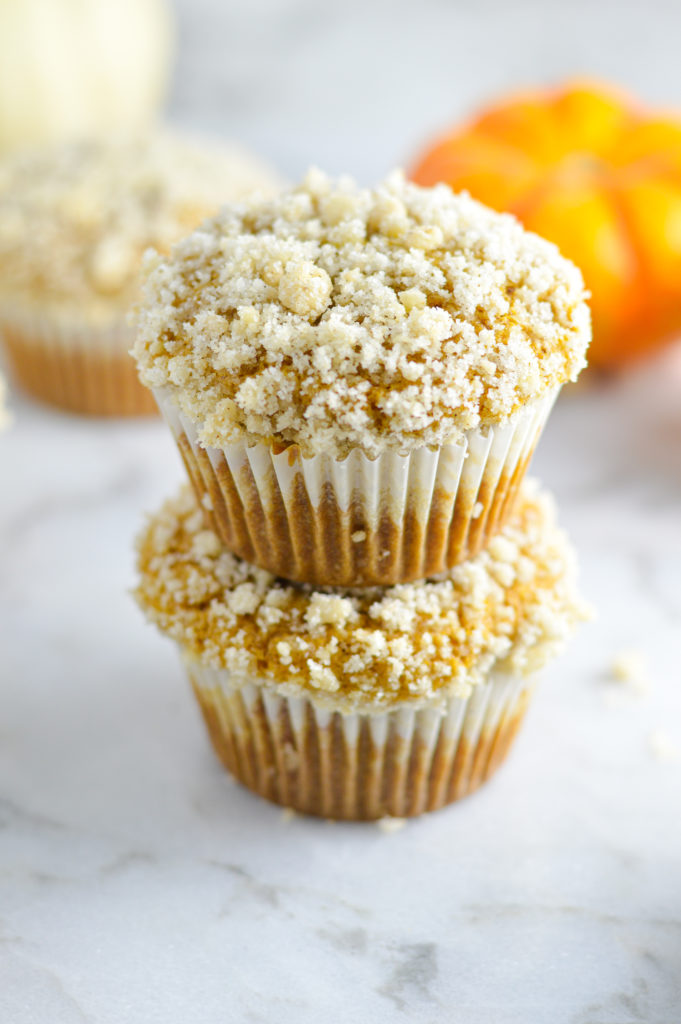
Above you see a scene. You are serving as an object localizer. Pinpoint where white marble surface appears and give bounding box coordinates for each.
[1,345,681,1023]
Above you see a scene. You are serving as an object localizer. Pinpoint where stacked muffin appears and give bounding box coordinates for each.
[0,133,280,416]
[133,170,591,819]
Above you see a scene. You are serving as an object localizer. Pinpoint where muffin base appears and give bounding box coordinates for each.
[157,388,558,587]
[188,663,534,819]
[1,316,157,417]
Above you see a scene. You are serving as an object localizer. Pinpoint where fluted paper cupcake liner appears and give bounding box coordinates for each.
[187,660,535,819]
[0,308,157,416]
[155,387,558,586]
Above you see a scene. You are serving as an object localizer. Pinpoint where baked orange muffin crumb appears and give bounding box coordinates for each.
[135,481,589,710]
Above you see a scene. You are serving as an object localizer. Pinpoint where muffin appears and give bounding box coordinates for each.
[0,133,281,415]
[134,480,589,819]
[133,169,590,586]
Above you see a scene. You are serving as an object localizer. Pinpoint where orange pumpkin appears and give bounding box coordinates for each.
[410,81,681,368]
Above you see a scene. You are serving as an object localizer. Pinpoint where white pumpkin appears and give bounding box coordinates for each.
[0,0,174,152]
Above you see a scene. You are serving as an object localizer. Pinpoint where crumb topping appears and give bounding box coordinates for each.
[133,169,590,457]
[134,481,590,710]
[0,133,281,322]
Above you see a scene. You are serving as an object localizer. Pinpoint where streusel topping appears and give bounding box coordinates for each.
[135,481,589,710]
[0,133,281,322]
[133,169,590,457]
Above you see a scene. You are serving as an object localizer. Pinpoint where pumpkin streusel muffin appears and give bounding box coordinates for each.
[133,169,590,585]
[0,133,281,416]
[134,480,589,819]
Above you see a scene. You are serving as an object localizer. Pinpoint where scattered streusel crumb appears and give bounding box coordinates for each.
[134,479,590,711]
[280,808,297,824]
[648,730,681,763]
[610,649,651,694]
[0,374,11,431]
[133,169,590,457]
[377,817,407,833]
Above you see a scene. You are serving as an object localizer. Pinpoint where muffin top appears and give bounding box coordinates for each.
[133,169,590,458]
[135,481,589,711]
[0,133,281,323]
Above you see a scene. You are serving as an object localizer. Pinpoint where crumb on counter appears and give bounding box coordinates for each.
[610,649,651,694]
[0,374,11,430]
[377,817,407,833]
[648,730,681,764]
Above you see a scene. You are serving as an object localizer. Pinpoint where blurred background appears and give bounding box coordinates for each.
[4,0,681,372]
[164,0,681,373]
[168,0,681,181]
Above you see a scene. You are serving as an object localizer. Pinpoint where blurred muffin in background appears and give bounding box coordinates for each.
[0,133,281,416]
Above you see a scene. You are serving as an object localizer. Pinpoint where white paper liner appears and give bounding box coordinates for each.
[0,307,156,415]
[187,659,536,819]
[155,386,559,586]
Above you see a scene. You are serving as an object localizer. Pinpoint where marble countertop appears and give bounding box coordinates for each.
[1,345,680,1023]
